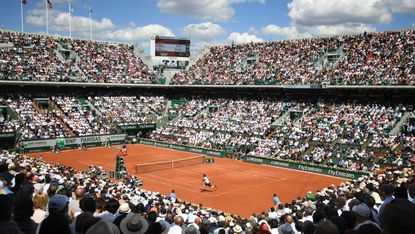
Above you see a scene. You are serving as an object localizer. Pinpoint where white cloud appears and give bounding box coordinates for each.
[227,32,263,44]
[298,23,376,36]
[182,22,225,41]
[25,8,174,43]
[259,0,396,40]
[261,24,309,39]
[157,0,265,22]
[288,0,392,26]
[106,24,174,42]
[26,10,114,34]
[384,0,415,13]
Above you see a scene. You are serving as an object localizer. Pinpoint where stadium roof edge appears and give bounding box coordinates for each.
[1,80,414,90]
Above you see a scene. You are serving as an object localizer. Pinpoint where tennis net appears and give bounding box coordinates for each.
[135,155,205,174]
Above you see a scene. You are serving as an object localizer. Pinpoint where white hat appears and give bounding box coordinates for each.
[370,192,382,204]
[118,203,131,214]
[233,225,243,233]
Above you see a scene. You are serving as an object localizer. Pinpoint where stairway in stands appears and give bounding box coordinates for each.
[48,99,76,137]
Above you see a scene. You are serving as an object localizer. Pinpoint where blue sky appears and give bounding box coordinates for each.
[1,0,414,52]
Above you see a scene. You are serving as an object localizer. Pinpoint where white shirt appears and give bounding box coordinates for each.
[167,225,182,234]
[31,208,47,224]
[203,177,210,184]
[271,228,279,234]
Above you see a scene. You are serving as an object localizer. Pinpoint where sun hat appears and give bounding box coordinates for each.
[233,225,243,233]
[158,220,170,234]
[120,213,149,234]
[118,203,131,214]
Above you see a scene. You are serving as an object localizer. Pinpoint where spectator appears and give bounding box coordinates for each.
[31,192,48,224]
[14,197,37,234]
[37,191,70,234]
[351,204,380,232]
[273,194,281,205]
[68,186,85,216]
[114,202,131,228]
[380,199,415,234]
[377,184,395,219]
[170,190,176,200]
[168,216,184,234]
[96,199,119,222]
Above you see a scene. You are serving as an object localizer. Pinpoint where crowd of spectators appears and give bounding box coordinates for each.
[1,29,413,86]
[6,96,68,140]
[150,99,296,155]
[295,103,404,145]
[89,96,165,126]
[171,30,415,86]
[172,37,341,85]
[0,30,156,84]
[52,96,111,136]
[248,139,309,160]
[1,148,415,234]
[0,98,19,132]
[60,38,157,84]
[401,118,415,152]
[149,98,414,171]
[318,30,415,85]
[0,31,83,82]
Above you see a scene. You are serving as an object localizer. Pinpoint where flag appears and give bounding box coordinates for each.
[89,6,92,14]
[47,0,52,9]
[21,0,28,4]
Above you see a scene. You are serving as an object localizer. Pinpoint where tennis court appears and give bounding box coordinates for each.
[26,144,345,217]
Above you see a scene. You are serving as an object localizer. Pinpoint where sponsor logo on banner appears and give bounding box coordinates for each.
[206,150,221,156]
[297,165,324,173]
[188,148,203,153]
[246,157,264,163]
[327,169,357,179]
[270,160,290,167]
[23,134,126,149]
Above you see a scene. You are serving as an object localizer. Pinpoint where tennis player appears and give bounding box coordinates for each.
[200,174,216,192]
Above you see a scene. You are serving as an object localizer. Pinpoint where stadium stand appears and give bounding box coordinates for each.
[0,30,157,84]
[6,96,68,140]
[89,96,165,125]
[1,27,415,234]
[0,31,84,82]
[171,30,415,85]
[150,98,414,171]
[2,29,414,86]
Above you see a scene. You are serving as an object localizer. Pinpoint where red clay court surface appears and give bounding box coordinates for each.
[26,144,345,217]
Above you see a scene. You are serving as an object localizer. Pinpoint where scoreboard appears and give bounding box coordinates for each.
[152,36,190,58]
